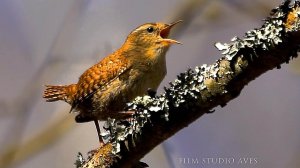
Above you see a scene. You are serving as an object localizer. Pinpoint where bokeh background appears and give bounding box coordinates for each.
[2,0,300,167]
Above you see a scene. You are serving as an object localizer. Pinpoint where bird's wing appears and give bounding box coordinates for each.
[71,54,130,110]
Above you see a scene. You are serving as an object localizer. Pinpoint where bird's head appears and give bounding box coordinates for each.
[124,20,182,52]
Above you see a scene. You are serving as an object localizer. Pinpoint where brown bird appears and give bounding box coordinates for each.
[43,20,182,145]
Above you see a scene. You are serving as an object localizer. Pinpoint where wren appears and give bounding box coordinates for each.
[43,20,182,145]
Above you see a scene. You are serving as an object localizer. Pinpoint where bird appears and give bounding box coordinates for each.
[43,20,182,145]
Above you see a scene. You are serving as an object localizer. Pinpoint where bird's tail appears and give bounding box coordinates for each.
[43,84,76,104]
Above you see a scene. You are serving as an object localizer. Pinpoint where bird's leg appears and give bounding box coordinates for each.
[94,120,105,147]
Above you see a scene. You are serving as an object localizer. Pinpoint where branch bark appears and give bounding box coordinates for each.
[78,1,300,167]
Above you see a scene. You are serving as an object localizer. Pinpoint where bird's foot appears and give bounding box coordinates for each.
[147,88,157,98]
[99,139,105,147]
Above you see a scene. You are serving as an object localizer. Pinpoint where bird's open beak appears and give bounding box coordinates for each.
[159,20,182,44]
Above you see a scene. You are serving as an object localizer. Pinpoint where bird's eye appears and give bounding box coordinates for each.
[146,27,154,33]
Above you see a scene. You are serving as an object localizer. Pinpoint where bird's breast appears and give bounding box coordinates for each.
[130,51,167,94]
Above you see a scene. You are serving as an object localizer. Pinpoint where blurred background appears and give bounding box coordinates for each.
[1,0,300,167]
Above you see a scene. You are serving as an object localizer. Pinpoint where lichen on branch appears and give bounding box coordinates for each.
[77,1,300,167]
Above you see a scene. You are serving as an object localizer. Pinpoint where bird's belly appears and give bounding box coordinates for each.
[85,64,166,120]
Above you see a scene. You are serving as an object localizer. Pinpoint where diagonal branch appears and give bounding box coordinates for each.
[78,1,300,167]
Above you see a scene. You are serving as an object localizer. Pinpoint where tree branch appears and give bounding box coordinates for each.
[78,1,300,167]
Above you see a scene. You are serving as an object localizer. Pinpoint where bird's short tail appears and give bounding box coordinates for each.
[43,84,76,104]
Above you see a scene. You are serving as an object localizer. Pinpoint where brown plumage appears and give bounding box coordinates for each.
[43,20,182,145]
